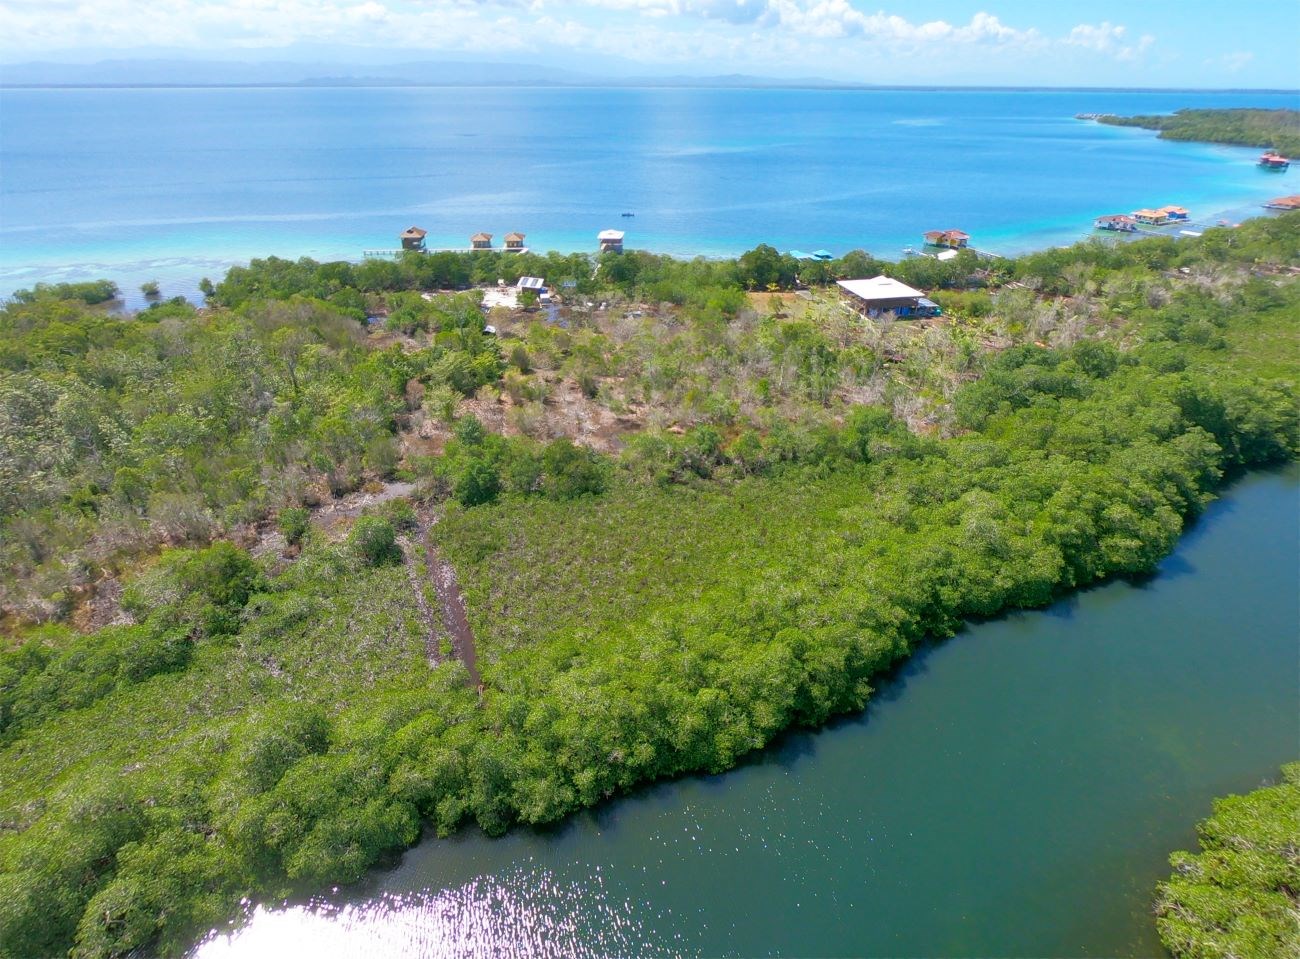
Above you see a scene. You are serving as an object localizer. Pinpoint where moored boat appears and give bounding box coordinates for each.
[1258,152,1291,170]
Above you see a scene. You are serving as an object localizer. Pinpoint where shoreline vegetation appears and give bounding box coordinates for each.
[0,214,1298,957]
[1155,764,1300,959]
[1085,107,1300,156]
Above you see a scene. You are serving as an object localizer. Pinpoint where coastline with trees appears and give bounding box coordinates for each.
[1085,107,1300,157]
[0,214,1297,957]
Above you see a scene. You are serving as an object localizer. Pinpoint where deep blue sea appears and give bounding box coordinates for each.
[1,86,1296,304]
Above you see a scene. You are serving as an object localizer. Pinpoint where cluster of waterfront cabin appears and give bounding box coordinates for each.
[1094,205,1190,233]
[1092,152,1291,234]
[391,188,1294,326]
[398,227,624,254]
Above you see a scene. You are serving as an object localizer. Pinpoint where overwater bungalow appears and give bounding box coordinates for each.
[1132,209,1170,226]
[1159,205,1190,221]
[399,226,427,251]
[837,275,941,319]
[1258,152,1291,171]
[504,232,526,251]
[1264,195,1300,211]
[1095,214,1138,233]
[598,229,625,253]
[471,232,493,250]
[923,229,970,249]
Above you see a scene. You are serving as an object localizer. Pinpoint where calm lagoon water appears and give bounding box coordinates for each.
[1,87,1297,305]
[195,465,1300,958]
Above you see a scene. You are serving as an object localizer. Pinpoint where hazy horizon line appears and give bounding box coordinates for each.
[3,80,1297,94]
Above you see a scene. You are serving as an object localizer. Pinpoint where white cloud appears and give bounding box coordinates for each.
[0,0,1159,78]
[1064,21,1154,61]
[1211,50,1255,73]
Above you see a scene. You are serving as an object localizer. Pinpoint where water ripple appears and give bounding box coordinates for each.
[193,865,678,959]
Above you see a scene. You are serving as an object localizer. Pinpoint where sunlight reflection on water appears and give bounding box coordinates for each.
[193,866,672,959]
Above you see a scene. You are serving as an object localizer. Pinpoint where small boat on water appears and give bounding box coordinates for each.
[621,212,635,217]
[1258,152,1291,171]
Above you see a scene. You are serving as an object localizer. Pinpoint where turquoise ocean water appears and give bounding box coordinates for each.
[0,86,1296,305]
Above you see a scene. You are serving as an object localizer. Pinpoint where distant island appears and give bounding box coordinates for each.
[1081,107,1300,156]
[0,57,852,89]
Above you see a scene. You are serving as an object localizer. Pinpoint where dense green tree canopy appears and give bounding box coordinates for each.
[0,213,1297,958]
[1155,764,1300,959]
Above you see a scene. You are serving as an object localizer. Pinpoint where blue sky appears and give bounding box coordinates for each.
[1,0,1297,87]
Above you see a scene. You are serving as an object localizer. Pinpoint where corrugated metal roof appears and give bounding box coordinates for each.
[837,276,925,301]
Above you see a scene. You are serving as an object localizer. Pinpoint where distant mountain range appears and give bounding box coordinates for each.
[0,58,845,88]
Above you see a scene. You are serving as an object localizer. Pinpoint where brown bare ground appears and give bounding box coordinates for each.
[397,533,441,666]
[423,514,480,687]
[69,575,132,632]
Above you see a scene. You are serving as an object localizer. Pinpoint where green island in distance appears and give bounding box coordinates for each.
[1086,106,1300,157]
[1,191,1298,956]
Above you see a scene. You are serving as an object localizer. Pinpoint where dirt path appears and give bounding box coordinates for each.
[398,534,441,666]
[313,481,417,527]
[422,514,481,688]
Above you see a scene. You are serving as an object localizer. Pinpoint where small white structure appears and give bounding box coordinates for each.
[516,276,547,293]
[598,229,625,253]
[836,275,940,318]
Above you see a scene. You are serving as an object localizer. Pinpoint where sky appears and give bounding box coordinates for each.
[0,0,1297,88]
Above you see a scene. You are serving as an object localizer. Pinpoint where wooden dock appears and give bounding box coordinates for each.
[363,247,530,259]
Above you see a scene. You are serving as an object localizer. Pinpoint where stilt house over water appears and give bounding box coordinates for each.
[598,229,625,253]
[471,232,493,250]
[837,276,941,318]
[1132,209,1170,226]
[399,226,428,251]
[504,232,526,251]
[1095,214,1138,233]
[923,229,969,249]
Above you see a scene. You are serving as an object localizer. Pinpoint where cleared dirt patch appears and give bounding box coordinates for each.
[423,515,480,688]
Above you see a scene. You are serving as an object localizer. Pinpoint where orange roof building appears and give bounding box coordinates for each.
[922,229,970,249]
[1132,209,1170,225]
